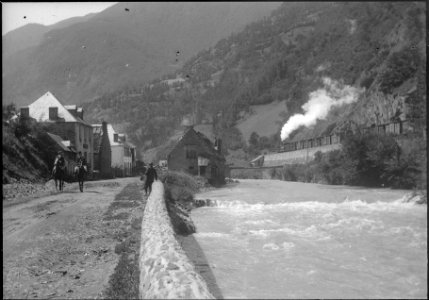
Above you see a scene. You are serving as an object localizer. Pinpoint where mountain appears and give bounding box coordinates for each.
[2,13,96,58]
[3,2,281,107]
[82,2,426,164]
[3,24,49,58]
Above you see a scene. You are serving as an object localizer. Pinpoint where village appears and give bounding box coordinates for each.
[3,2,426,299]
[8,90,418,184]
[8,91,234,185]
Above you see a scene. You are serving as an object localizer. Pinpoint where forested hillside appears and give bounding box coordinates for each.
[3,2,280,107]
[83,2,426,164]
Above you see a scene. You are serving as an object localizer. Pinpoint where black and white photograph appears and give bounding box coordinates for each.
[2,2,427,299]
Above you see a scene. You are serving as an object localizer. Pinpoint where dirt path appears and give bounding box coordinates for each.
[3,177,146,299]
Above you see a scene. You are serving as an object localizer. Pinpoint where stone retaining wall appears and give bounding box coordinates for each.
[139,181,215,299]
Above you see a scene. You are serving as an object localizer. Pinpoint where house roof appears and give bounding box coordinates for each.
[64,105,77,110]
[250,155,264,163]
[26,91,90,126]
[47,132,76,153]
[170,127,225,162]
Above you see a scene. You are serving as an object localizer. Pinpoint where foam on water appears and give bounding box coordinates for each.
[191,182,427,298]
[194,232,232,239]
[199,196,423,213]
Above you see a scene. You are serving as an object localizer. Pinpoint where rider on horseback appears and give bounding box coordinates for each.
[53,151,66,175]
[74,151,87,174]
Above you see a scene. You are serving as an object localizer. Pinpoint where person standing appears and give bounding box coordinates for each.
[144,163,158,196]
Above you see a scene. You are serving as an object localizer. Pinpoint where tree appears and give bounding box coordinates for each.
[249,132,260,148]
[2,103,16,120]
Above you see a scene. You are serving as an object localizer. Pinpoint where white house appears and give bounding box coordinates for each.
[20,91,94,174]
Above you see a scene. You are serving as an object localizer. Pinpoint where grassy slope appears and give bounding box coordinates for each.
[236,100,286,144]
[2,121,52,183]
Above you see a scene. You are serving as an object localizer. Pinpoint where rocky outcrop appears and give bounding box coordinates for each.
[166,201,196,236]
[402,191,427,205]
[139,181,214,299]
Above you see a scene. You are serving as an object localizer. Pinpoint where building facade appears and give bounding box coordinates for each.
[92,121,113,179]
[20,91,94,175]
[92,123,136,177]
[167,126,226,185]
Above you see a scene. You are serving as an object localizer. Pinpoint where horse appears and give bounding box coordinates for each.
[52,165,66,191]
[75,163,87,192]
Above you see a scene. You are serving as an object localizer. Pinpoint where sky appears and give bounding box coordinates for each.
[2,2,117,35]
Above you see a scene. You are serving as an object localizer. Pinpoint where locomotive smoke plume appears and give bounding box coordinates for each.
[280,77,363,141]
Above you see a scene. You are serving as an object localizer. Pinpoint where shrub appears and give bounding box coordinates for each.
[162,171,199,203]
[281,164,306,182]
[383,138,426,189]
[340,133,399,186]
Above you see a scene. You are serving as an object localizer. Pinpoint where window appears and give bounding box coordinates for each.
[199,166,206,175]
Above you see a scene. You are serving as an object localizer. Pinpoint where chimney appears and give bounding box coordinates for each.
[49,107,58,120]
[100,121,113,178]
[102,121,108,134]
[114,133,119,142]
[214,137,222,153]
[77,107,84,120]
[20,107,29,118]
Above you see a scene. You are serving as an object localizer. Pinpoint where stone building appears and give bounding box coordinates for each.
[20,91,94,176]
[167,126,226,185]
[92,121,113,179]
[92,123,136,177]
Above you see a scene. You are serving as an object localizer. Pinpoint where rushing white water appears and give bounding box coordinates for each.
[191,179,427,299]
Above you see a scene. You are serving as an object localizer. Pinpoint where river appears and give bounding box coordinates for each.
[190,179,427,299]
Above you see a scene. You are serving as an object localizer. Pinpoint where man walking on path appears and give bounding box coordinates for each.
[144,163,158,196]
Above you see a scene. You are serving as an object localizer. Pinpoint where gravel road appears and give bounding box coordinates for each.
[3,177,146,299]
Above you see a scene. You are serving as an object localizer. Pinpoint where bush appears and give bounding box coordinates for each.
[162,171,199,203]
[338,133,399,186]
[383,138,426,189]
[281,164,306,182]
